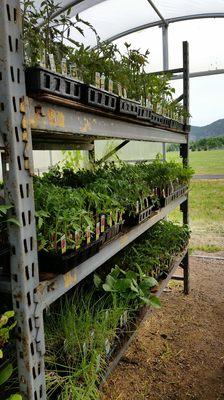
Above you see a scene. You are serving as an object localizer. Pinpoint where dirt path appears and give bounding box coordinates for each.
[101,257,224,400]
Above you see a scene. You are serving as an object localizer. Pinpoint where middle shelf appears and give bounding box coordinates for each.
[35,194,187,311]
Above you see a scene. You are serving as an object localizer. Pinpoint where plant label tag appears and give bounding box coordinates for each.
[86,226,91,245]
[96,354,101,372]
[39,50,46,68]
[96,222,100,240]
[117,83,122,97]
[123,310,128,325]
[105,339,110,355]
[83,342,87,357]
[75,231,81,250]
[100,73,105,90]
[136,201,139,214]
[61,235,66,254]
[48,54,56,72]
[115,210,119,225]
[95,72,101,88]
[101,215,105,233]
[61,58,67,75]
[108,79,113,92]
[109,212,113,227]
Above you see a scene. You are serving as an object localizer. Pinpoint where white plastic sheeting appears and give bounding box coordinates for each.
[33,0,224,47]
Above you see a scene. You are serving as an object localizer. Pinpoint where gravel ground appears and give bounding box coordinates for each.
[101,257,224,400]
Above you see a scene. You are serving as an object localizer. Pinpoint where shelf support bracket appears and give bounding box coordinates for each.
[97,140,130,164]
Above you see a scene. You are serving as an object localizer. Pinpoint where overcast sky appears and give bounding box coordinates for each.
[115,19,224,127]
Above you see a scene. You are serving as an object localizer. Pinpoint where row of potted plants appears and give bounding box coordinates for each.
[22,1,190,128]
[34,160,193,271]
[44,220,190,400]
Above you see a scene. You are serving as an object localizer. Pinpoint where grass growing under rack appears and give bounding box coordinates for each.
[44,221,190,399]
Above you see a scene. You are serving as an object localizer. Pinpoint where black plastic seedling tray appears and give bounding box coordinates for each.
[101,222,124,246]
[124,205,154,227]
[150,111,165,126]
[82,85,118,111]
[118,98,140,117]
[25,66,82,101]
[137,106,151,120]
[38,239,101,273]
[159,185,187,208]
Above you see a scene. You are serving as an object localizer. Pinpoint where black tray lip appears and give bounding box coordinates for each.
[25,65,83,84]
[38,237,102,262]
[87,84,119,98]
[119,97,141,106]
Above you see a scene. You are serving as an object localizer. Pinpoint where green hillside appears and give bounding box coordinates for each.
[191,119,224,140]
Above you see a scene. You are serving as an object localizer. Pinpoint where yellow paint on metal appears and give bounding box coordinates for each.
[119,234,129,248]
[80,117,92,133]
[64,272,77,288]
[47,109,65,127]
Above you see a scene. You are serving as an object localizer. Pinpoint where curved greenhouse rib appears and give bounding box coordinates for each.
[37,0,105,26]
[105,13,224,43]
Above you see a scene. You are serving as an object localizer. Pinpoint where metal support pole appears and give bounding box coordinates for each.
[182,251,190,294]
[0,1,46,399]
[162,24,169,161]
[180,41,190,294]
[162,25,169,70]
[89,141,95,164]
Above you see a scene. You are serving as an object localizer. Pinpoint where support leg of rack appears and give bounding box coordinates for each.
[0,2,46,398]
[182,251,190,294]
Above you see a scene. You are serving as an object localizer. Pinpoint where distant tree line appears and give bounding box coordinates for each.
[167,136,224,152]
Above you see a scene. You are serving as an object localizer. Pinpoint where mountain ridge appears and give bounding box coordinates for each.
[190,119,224,141]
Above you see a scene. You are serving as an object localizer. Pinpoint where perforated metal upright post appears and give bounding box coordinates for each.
[180,41,190,294]
[0,1,46,399]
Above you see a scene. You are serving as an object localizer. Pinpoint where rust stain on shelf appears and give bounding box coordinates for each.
[80,118,92,133]
[46,109,65,127]
[64,272,77,288]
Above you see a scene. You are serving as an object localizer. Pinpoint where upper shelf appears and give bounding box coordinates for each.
[29,96,188,148]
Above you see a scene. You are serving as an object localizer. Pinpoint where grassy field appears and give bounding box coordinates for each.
[170,179,224,253]
[167,149,224,175]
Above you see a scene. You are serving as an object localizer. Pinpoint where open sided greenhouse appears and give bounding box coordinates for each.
[0,1,223,399]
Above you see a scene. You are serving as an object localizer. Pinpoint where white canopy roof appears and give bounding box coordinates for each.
[36,0,224,47]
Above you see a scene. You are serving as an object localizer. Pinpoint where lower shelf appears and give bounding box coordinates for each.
[101,247,188,385]
[34,194,187,311]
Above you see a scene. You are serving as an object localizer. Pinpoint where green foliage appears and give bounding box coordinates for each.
[95,265,159,308]
[190,136,224,151]
[45,220,189,398]
[0,311,16,359]
[22,0,97,67]
[34,160,193,253]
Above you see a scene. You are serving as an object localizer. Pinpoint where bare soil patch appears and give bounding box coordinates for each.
[101,257,224,400]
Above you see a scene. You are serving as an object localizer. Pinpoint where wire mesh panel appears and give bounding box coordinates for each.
[0,1,46,399]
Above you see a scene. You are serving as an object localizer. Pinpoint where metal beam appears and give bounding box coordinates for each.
[146,0,168,27]
[162,25,169,70]
[171,68,224,80]
[106,13,224,43]
[98,140,129,164]
[29,98,187,144]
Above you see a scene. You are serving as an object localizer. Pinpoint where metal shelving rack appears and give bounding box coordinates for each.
[0,1,189,399]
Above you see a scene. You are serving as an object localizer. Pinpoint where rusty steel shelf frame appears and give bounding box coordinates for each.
[0,0,190,396]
